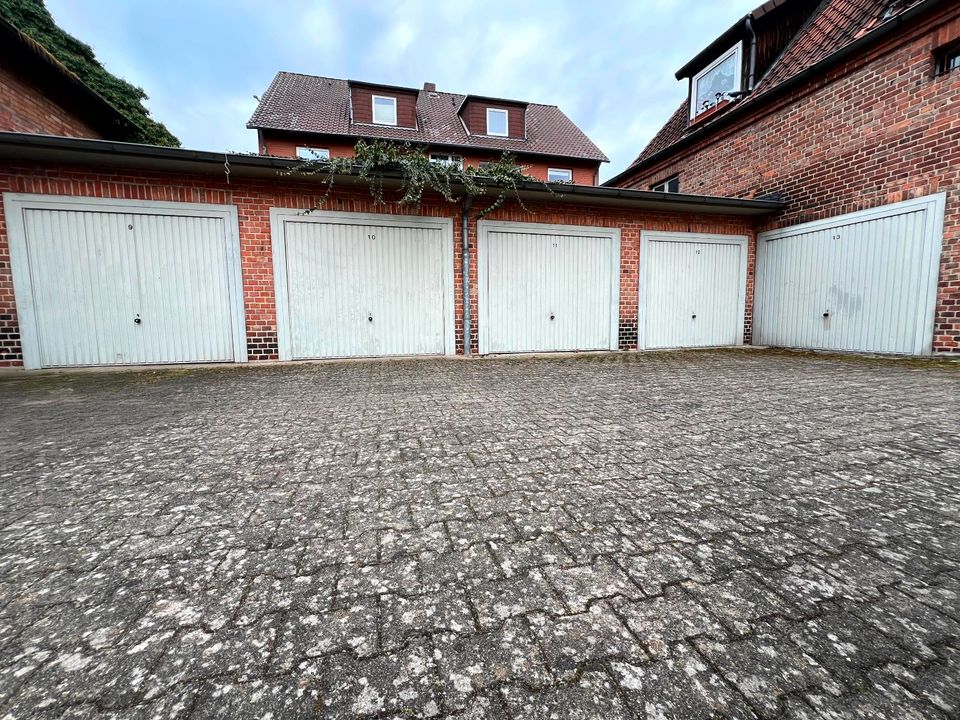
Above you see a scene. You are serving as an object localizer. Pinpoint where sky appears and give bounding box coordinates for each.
[45,0,758,182]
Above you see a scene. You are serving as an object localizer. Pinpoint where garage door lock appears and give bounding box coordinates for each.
[368,315,373,323]
[823,311,830,318]
[134,314,141,325]
[549,313,555,321]
[691,314,697,320]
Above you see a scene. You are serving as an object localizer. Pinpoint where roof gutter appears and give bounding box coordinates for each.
[608,0,944,186]
[0,132,784,215]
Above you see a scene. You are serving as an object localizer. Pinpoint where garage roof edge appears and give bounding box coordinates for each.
[0,133,785,216]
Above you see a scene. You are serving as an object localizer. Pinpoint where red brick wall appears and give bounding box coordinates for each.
[460,100,526,138]
[259,133,356,159]
[258,132,601,185]
[0,56,103,139]
[616,7,960,352]
[350,85,418,128]
[0,161,750,366]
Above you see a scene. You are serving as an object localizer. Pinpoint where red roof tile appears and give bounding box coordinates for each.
[248,73,608,163]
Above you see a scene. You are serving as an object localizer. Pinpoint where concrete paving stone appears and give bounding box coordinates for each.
[695,625,843,719]
[469,569,567,630]
[688,569,797,636]
[311,642,441,718]
[1,352,957,718]
[434,617,553,712]
[543,556,644,612]
[416,543,504,592]
[270,601,379,670]
[490,532,573,577]
[502,669,632,719]
[618,544,705,596]
[234,568,337,625]
[787,608,918,689]
[334,557,420,601]
[850,586,960,662]
[801,669,949,719]
[615,585,726,658]
[610,641,759,719]
[379,525,452,562]
[879,645,960,715]
[379,588,475,651]
[813,547,909,600]
[189,677,322,719]
[529,600,646,679]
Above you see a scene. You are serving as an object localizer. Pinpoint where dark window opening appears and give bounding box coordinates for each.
[935,40,960,76]
[652,176,680,193]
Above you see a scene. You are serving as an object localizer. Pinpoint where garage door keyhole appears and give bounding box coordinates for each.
[691,313,697,320]
[549,313,555,321]
[368,314,373,323]
[134,314,142,325]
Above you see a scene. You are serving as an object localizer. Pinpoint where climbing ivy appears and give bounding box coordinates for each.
[0,0,179,146]
[287,140,563,218]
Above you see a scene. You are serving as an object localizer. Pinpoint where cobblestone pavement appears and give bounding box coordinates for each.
[0,350,958,719]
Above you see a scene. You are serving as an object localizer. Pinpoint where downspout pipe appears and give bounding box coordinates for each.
[745,15,758,91]
[461,196,472,355]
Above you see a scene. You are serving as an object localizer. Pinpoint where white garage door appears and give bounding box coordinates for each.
[4,194,246,369]
[477,221,620,354]
[755,194,946,355]
[639,232,748,349]
[271,210,455,359]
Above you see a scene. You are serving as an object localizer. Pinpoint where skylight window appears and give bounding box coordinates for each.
[372,95,397,125]
[690,44,743,119]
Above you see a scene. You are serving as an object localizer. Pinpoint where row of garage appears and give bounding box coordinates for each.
[2,189,946,369]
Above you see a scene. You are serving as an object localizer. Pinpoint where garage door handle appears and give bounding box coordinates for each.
[134,315,142,325]
[823,311,830,318]
[691,314,697,320]
[368,315,373,323]
[549,313,555,321]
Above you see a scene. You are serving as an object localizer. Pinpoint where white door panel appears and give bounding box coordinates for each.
[478,222,620,355]
[756,194,945,355]
[640,233,747,349]
[6,196,245,369]
[273,211,455,360]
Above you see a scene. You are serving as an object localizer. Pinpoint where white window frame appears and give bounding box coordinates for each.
[651,176,680,193]
[486,108,509,136]
[372,95,398,125]
[547,168,573,183]
[296,146,330,160]
[690,43,743,119]
[429,153,464,169]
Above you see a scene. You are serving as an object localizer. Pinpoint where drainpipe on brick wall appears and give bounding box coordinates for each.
[461,196,472,355]
[745,16,758,91]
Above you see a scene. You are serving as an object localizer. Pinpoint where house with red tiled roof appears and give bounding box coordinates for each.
[247,73,608,185]
[607,0,960,355]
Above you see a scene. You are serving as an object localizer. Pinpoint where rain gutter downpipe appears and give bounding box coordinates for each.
[461,196,472,355]
[745,15,758,91]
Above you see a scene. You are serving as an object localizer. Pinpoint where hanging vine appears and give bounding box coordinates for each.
[283,140,564,217]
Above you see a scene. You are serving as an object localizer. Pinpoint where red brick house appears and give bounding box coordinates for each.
[607,0,960,354]
[0,16,134,141]
[247,73,608,185]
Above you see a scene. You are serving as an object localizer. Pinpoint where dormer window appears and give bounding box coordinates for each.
[486,108,508,136]
[690,43,742,119]
[372,95,397,125]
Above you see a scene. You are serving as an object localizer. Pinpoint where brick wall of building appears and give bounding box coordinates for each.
[0,161,752,366]
[616,7,960,352]
[259,132,601,185]
[0,56,103,139]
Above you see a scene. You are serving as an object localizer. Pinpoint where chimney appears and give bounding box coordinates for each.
[423,82,437,92]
